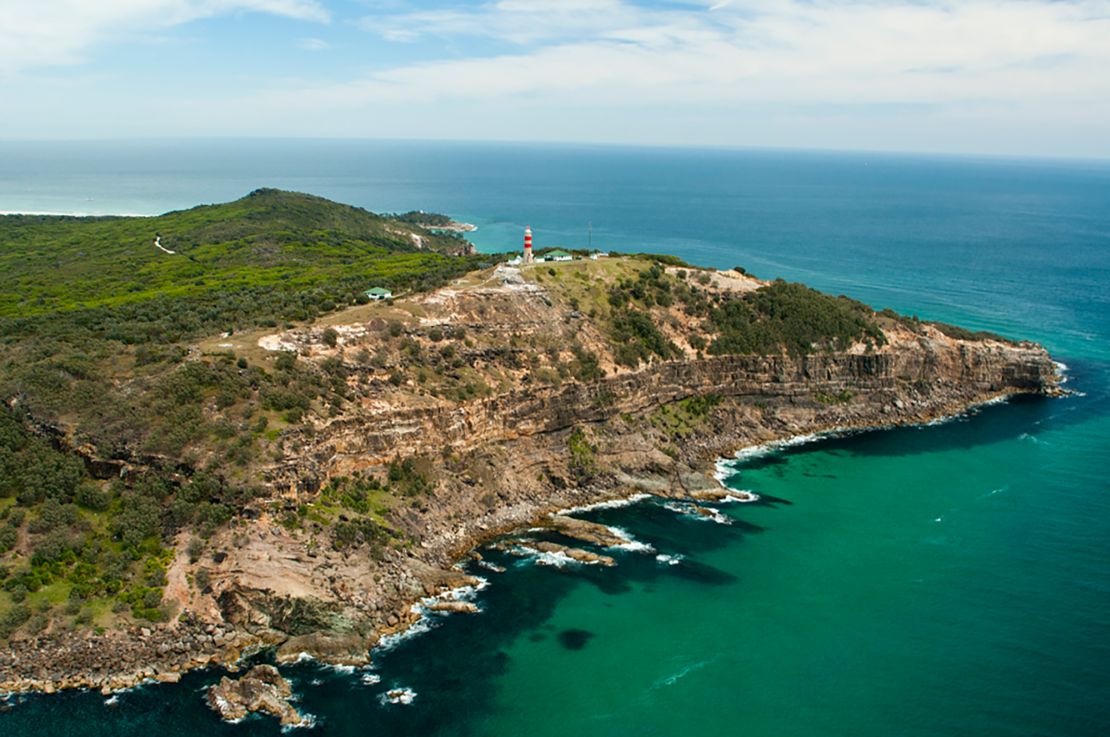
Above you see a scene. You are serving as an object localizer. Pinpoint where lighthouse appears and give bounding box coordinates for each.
[523,225,534,263]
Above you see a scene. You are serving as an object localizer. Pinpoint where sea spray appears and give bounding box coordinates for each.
[373,578,490,653]
[661,501,732,526]
[558,493,652,515]
[604,525,656,554]
[379,687,417,706]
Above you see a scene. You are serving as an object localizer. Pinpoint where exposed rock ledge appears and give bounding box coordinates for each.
[207,664,305,727]
[0,333,1060,694]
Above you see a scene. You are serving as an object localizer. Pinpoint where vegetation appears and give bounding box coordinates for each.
[650,394,722,439]
[706,280,883,356]
[388,210,455,228]
[0,409,179,633]
[567,428,597,480]
[0,189,493,640]
[597,262,884,364]
[0,188,961,643]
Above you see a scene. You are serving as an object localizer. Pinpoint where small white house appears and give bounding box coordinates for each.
[589,251,609,260]
[365,287,393,301]
[542,249,574,262]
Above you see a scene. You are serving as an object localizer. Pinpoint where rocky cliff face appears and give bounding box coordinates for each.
[271,328,1056,496]
[198,324,1053,668]
[0,265,1060,694]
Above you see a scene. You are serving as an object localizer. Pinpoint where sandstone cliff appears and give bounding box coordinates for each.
[0,258,1059,694]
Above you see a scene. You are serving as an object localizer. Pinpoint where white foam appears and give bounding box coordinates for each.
[475,560,506,573]
[360,673,382,686]
[611,539,656,554]
[652,657,714,689]
[559,493,651,515]
[379,687,417,706]
[209,693,246,724]
[730,432,829,464]
[1054,361,1069,384]
[662,501,732,526]
[714,432,837,483]
[533,550,577,567]
[719,491,760,503]
[374,613,436,653]
[924,394,1013,427]
[604,525,656,554]
[282,712,318,731]
[655,553,684,566]
[373,578,490,653]
[103,694,120,706]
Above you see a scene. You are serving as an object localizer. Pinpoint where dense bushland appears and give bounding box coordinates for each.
[0,190,495,639]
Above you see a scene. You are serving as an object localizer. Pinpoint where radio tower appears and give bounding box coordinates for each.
[523,225,534,264]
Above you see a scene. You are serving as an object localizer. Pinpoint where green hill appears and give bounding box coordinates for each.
[0,188,479,333]
[0,190,498,636]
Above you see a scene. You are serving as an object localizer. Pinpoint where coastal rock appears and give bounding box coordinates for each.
[274,631,372,666]
[426,600,480,614]
[546,516,628,547]
[688,488,758,503]
[528,541,616,567]
[206,664,304,727]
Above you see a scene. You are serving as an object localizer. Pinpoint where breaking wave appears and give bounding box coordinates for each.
[379,687,417,706]
[559,493,652,515]
[605,525,656,554]
[662,501,733,525]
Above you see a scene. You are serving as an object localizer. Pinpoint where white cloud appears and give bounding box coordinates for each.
[358,0,642,44]
[284,0,1110,109]
[298,36,331,51]
[0,0,330,74]
[5,0,1110,155]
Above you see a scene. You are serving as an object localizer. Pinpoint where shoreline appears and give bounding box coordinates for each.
[0,210,155,218]
[426,220,477,233]
[0,372,1060,696]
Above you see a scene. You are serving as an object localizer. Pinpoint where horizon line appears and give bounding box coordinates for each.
[1,136,1108,166]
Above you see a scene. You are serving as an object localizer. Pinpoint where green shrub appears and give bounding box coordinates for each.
[610,310,676,367]
[0,525,17,552]
[567,428,597,480]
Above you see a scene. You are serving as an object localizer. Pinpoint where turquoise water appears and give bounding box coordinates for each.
[1,142,1108,735]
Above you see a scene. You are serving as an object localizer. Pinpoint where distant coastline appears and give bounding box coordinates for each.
[0,210,155,218]
[428,221,477,233]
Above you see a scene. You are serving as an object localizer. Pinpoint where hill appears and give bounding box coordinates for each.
[0,188,477,327]
[0,192,1057,687]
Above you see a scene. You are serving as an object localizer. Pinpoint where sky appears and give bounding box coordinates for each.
[2,0,1109,157]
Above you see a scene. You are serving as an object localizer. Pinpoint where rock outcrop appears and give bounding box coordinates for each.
[207,664,304,727]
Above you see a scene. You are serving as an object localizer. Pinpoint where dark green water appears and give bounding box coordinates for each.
[2,143,1108,735]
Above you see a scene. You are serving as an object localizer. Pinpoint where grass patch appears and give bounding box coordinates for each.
[650,394,722,439]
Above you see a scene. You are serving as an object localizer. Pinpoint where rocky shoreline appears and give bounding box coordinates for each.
[0,335,1061,699]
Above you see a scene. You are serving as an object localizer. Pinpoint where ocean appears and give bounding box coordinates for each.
[1,140,1108,736]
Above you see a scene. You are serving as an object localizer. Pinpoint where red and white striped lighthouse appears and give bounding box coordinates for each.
[523,225,534,263]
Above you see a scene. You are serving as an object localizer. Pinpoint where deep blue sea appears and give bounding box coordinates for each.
[1,140,1108,736]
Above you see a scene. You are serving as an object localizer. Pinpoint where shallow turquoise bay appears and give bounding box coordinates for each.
[1,143,1107,736]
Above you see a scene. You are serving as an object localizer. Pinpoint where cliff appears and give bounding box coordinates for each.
[0,255,1059,694]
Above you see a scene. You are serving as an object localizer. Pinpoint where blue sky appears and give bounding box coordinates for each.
[2,0,1109,157]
